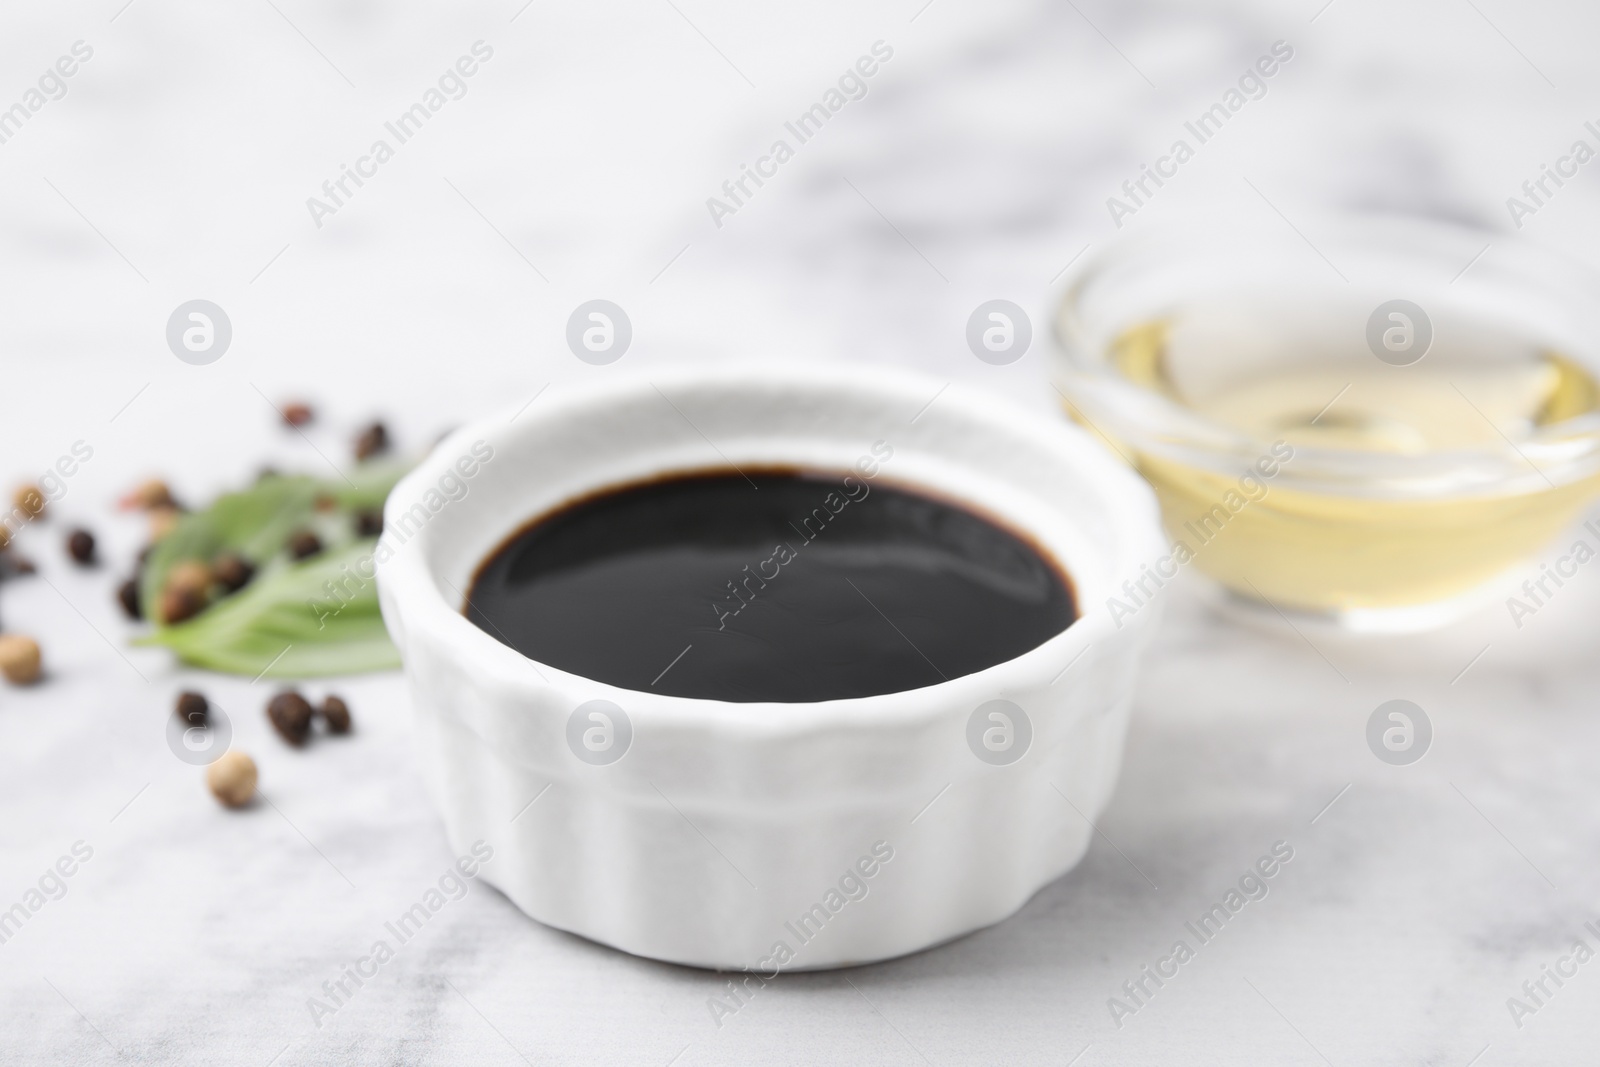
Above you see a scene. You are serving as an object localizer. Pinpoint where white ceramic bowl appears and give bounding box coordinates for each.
[376,365,1164,970]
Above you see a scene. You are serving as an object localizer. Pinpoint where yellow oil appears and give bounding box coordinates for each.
[1073,320,1600,613]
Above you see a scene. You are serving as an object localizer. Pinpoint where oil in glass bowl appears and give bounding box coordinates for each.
[1055,216,1600,631]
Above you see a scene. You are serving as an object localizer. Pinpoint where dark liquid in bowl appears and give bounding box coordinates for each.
[465,469,1076,702]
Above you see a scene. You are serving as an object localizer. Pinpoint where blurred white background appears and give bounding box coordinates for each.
[5,0,1600,499]
[3,1,1600,1064]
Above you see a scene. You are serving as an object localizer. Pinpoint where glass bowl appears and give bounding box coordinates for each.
[1053,212,1600,632]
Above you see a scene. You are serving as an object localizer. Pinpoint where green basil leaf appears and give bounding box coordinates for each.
[137,538,399,678]
[139,464,407,619]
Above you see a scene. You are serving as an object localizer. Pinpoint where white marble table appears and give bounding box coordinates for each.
[2,0,1597,1062]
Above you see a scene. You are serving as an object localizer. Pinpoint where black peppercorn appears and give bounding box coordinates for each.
[175,690,209,727]
[118,578,142,620]
[214,552,255,592]
[267,691,314,747]
[319,695,352,734]
[66,528,96,565]
[287,530,322,560]
[354,422,389,462]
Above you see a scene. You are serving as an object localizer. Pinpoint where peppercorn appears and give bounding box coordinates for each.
[213,552,255,593]
[120,478,175,511]
[0,634,42,684]
[2,547,36,576]
[175,690,209,727]
[66,528,96,565]
[354,421,389,461]
[149,505,182,540]
[319,695,352,734]
[160,586,206,625]
[267,691,314,746]
[287,530,322,560]
[282,402,314,427]
[355,509,383,537]
[166,560,211,597]
[206,750,257,808]
[117,578,142,619]
[14,484,45,520]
